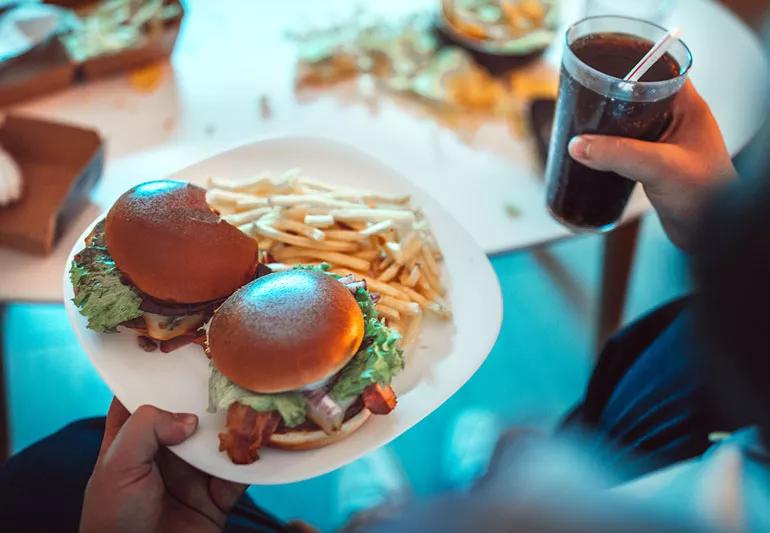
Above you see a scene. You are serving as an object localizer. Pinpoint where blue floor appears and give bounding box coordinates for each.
[2,214,690,531]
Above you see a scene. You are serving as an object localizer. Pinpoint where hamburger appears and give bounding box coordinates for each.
[208,266,403,464]
[69,180,259,352]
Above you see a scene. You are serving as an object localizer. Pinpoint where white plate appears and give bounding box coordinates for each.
[63,137,502,484]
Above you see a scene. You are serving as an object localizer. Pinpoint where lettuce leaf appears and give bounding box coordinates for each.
[208,366,307,427]
[69,225,143,333]
[331,287,404,401]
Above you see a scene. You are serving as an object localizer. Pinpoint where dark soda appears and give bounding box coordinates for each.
[546,33,682,230]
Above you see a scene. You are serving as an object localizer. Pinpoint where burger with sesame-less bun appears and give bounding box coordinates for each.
[69,180,260,352]
[208,266,403,464]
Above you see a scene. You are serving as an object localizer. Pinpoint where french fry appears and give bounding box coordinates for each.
[426,300,452,319]
[382,242,403,263]
[342,221,368,231]
[295,177,339,193]
[377,262,401,282]
[272,247,370,272]
[206,189,258,205]
[297,177,411,203]
[305,214,335,227]
[324,229,369,242]
[238,222,257,236]
[420,246,440,278]
[332,208,415,223]
[402,311,423,347]
[269,194,360,209]
[375,304,400,322]
[284,206,331,220]
[223,206,272,226]
[274,219,326,241]
[421,261,446,296]
[404,264,421,287]
[360,220,393,236]
[395,284,429,307]
[354,249,380,261]
[256,238,274,250]
[209,173,274,192]
[400,234,423,265]
[236,197,270,209]
[417,276,441,302]
[253,222,358,252]
[379,295,420,316]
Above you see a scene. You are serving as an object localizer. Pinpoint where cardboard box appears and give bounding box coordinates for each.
[0,115,104,255]
[0,38,75,107]
[0,0,184,106]
[60,0,184,80]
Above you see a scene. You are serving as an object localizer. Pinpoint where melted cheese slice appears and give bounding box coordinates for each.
[143,312,205,341]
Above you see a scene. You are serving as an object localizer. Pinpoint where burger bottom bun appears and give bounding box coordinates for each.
[268,409,371,451]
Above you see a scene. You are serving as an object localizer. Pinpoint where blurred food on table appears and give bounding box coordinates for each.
[290,7,558,141]
[0,0,183,106]
[440,0,558,54]
[60,0,181,63]
[128,60,165,91]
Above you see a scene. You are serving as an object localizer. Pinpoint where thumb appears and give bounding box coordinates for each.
[568,134,672,186]
[101,404,198,475]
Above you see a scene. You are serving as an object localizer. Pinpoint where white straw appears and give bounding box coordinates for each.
[624,27,683,82]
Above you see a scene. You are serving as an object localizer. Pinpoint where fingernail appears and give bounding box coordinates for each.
[174,413,198,433]
[569,136,589,161]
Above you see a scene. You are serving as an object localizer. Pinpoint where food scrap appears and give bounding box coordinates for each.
[61,0,181,62]
[442,0,558,52]
[129,61,166,92]
[505,202,522,218]
[290,10,557,138]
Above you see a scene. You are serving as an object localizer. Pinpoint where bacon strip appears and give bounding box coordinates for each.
[159,331,206,353]
[137,335,158,352]
[218,403,280,464]
[362,384,397,415]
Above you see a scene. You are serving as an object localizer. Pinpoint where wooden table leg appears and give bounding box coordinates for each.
[596,218,642,351]
[0,303,8,460]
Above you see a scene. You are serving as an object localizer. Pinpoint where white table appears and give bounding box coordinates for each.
[0,0,766,305]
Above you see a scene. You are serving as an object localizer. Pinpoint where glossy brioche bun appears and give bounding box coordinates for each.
[208,269,365,393]
[105,180,258,303]
[268,409,371,451]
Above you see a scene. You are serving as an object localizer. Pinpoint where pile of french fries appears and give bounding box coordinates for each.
[205,169,450,348]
